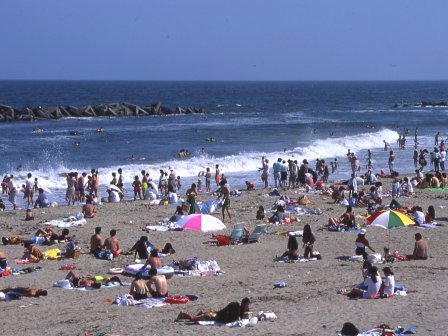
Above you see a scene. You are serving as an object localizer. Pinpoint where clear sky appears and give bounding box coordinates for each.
[1,0,447,80]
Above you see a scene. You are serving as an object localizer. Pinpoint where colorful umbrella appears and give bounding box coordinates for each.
[176,214,226,233]
[366,210,415,229]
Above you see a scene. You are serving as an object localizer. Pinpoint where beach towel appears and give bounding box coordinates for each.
[42,214,86,228]
[0,266,42,277]
[171,259,223,277]
[197,311,276,327]
[273,253,321,263]
[359,324,416,335]
[114,294,167,309]
[53,280,129,291]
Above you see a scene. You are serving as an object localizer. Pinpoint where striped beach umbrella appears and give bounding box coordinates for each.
[366,209,415,229]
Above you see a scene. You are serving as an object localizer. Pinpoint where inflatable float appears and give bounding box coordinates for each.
[123,264,175,279]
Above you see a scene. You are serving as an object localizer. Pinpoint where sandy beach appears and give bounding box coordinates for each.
[1,176,448,336]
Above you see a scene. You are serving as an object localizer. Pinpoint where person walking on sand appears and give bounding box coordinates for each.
[220,180,231,222]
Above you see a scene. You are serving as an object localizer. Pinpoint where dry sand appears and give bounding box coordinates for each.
[1,177,448,336]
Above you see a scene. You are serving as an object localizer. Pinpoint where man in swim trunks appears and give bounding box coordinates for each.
[140,249,163,270]
[90,227,103,255]
[77,172,86,202]
[146,268,168,298]
[82,198,96,218]
[220,180,231,222]
[104,229,122,259]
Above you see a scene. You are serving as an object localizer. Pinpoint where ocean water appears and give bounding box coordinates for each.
[1,80,447,208]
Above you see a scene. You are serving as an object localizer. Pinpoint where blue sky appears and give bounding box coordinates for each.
[0,0,447,80]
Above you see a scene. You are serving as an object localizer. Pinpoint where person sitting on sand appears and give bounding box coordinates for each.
[104,229,122,259]
[34,188,51,208]
[146,268,168,298]
[328,206,356,230]
[169,205,184,222]
[141,249,162,270]
[175,297,250,324]
[355,229,375,260]
[343,266,382,299]
[90,227,103,256]
[65,270,123,288]
[425,205,436,224]
[82,198,96,218]
[331,186,346,204]
[401,177,414,196]
[129,236,152,260]
[23,242,43,260]
[256,205,265,220]
[412,206,425,226]
[407,233,428,260]
[245,181,255,190]
[0,251,7,269]
[380,267,395,298]
[129,272,149,300]
[302,224,316,259]
[340,322,360,336]
[1,287,47,298]
[278,235,299,261]
[269,204,285,223]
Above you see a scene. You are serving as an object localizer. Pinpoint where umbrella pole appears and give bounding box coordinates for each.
[388,229,391,249]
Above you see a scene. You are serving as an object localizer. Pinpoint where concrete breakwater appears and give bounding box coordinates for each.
[0,102,205,121]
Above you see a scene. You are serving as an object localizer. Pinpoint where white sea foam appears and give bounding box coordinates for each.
[16,128,404,191]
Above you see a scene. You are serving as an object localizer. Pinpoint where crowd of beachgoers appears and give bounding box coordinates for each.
[0,129,447,335]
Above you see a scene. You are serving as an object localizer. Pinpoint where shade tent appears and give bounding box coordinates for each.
[366,210,415,229]
[176,214,226,233]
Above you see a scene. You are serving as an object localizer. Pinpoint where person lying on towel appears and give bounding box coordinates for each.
[175,297,250,324]
[1,287,47,298]
[65,270,123,288]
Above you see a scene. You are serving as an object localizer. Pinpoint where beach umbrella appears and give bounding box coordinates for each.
[107,184,121,193]
[176,214,226,233]
[366,209,415,229]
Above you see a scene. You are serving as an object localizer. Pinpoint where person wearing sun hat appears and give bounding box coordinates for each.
[355,228,375,260]
[340,322,359,336]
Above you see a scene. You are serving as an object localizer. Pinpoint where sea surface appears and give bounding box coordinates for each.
[1,80,447,208]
